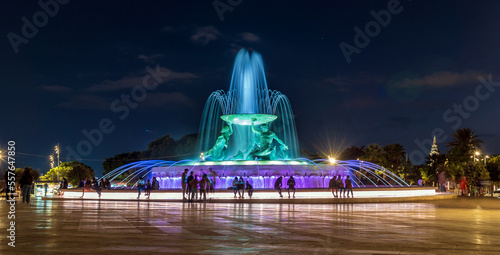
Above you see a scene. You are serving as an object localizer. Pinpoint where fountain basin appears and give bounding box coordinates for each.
[221,113,277,125]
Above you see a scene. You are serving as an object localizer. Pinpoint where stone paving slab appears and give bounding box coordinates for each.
[0,197,499,254]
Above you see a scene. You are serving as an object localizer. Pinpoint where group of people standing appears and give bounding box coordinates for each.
[136,176,160,199]
[181,169,216,202]
[328,175,353,198]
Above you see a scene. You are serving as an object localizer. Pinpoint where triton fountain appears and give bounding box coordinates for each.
[101,49,409,190]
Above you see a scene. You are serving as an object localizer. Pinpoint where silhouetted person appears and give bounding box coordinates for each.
[287,176,296,198]
[181,169,189,199]
[188,175,199,202]
[208,168,216,198]
[246,181,253,198]
[238,177,245,198]
[199,174,208,202]
[336,175,344,198]
[19,168,33,203]
[145,179,152,199]
[275,176,283,198]
[93,177,102,198]
[329,176,338,198]
[137,177,146,199]
[345,175,353,198]
[232,177,239,198]
[186,171,194,199]
[152,177,160,190]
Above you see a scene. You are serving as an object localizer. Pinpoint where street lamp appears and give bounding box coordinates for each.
[49,155,54,169]
[328,156,336,164]
[485,155,490,164]
[54,144,60,181]
[474,151,480,162]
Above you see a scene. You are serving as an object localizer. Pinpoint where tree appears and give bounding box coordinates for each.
[362,144,385,165]
[485,155,500,182]
[338,145,365,160]
[419,166,435,186]
[382,143,405,173]
[447,128,483,162]
[40,161,94,187]
[463,162,489,185]
[102,133,199,176]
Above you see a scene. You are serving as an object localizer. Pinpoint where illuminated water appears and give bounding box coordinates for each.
[197,49,299,159]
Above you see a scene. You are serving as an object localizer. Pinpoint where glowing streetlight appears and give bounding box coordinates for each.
[49,155,54,169]
[328,156,336,164]
[55,144,60,166]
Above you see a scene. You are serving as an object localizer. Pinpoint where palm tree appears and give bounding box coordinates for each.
[362,144,385,164]
[447,128,483,162]
[383,143,405,172]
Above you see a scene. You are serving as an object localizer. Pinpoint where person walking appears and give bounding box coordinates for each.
[336,175,344,198]
[328,176,337,197]
[19,168,33,203]
[274,176,283,198]
[287,176,296,198]
[199,174,208,202]
[232,177,239,198]
[145,179,152,199]
[345,175,353,198]
[246,181,253,198]
[80,178,92,198]
[93,177,102,198]
[137,177,146,199]
[181,169,188,199]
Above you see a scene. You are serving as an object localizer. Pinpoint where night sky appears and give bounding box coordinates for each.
[1,0,500,176]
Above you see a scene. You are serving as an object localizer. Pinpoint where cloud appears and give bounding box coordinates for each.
[40,85,72,92]
[142,92,194,108]
[57,95,110,110]
[318,75,384,92]
[86,68,197,92]
[162,26,173,32]
[240,32,260,42]
[138,54,163,63]
[340,96,382,109]
[393,70,486,88]
[191,26,220,45]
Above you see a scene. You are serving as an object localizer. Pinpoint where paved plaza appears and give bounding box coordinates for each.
[1,197,499,254]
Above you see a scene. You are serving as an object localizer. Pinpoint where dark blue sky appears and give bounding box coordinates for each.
[1,0,500,176]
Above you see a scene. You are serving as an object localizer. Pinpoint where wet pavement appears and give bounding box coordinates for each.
[1,197,499,254]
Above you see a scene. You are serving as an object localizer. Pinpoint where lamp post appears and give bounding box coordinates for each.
[484,155,489,165]
[54,144,60,181]
[474,151,480,162]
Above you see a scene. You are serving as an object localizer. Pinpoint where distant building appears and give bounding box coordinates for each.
[430,136,440,157]
[428,136,440,166]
